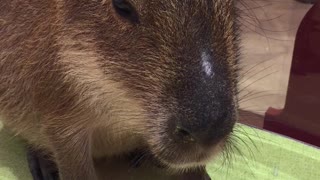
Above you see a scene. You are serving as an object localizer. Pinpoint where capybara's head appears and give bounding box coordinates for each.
[65,0,239,170]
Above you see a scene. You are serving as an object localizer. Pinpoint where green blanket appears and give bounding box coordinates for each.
[207,124,320,180]
[1,122,319,180]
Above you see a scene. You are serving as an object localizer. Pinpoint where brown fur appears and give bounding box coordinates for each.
[0,0,239,180]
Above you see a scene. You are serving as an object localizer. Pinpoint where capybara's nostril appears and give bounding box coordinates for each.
[175,126,195,142]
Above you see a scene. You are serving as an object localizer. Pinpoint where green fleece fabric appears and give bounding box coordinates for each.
[0,121,319,180]
[207,124,320,180]
[0,122,33,180]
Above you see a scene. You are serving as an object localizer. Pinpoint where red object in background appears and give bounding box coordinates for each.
[264,2,320,147]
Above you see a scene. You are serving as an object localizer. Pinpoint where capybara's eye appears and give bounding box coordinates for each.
[112,0,139,23]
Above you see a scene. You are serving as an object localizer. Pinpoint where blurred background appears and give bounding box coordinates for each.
[237,0,320,147]
[238,0,312,117]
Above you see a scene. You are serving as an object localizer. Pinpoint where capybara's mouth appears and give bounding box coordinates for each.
[149,137,227,170]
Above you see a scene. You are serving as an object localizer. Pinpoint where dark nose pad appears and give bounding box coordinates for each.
[174,124,226,146]
[175,126,196,143]
[174,112,232,146]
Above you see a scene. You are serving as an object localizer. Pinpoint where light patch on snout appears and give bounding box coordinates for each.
[201,51,214,77]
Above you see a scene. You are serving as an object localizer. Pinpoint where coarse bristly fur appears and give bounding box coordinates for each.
[0,0,240,179]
